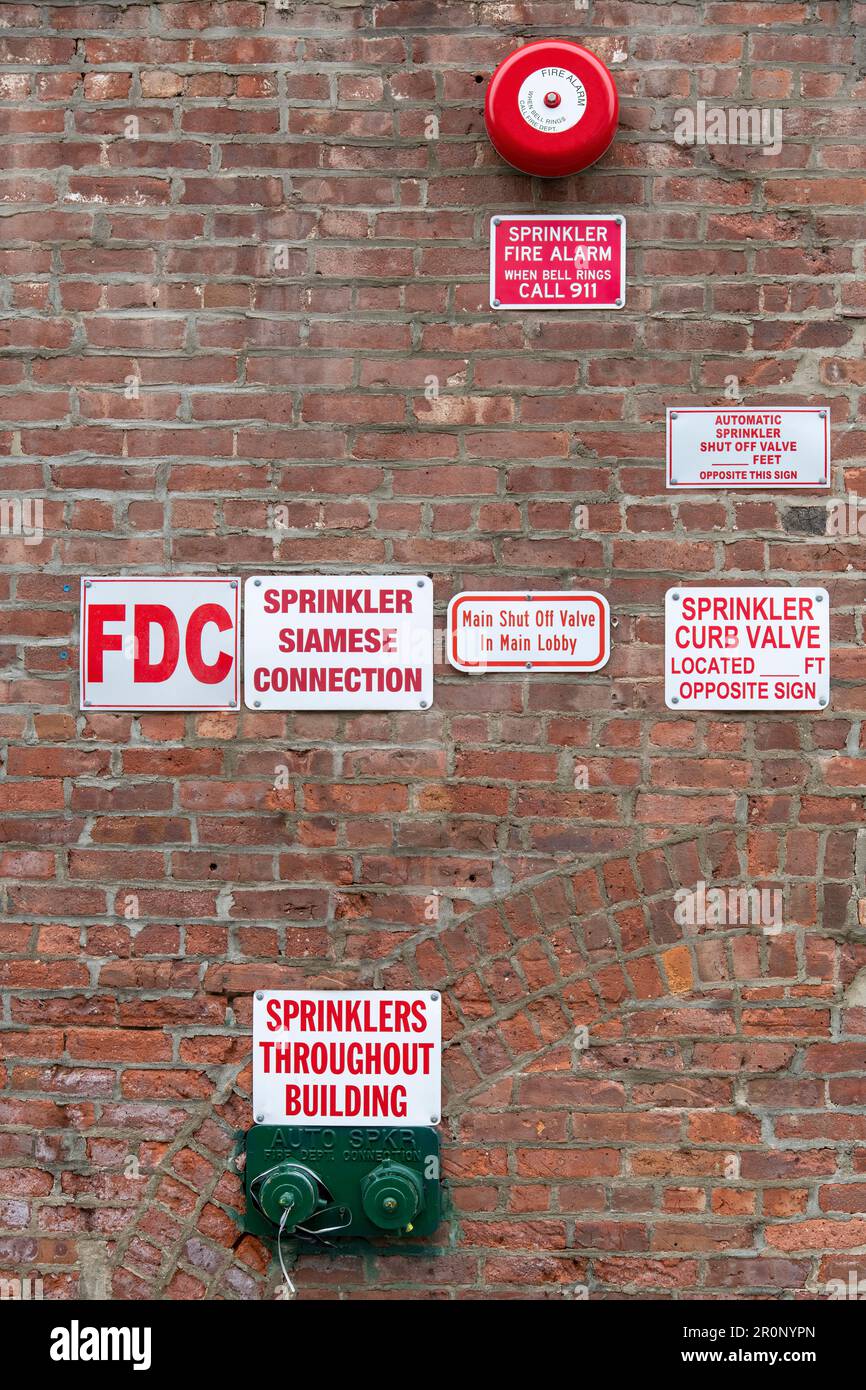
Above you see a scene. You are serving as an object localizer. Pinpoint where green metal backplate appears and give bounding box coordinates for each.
[244,1124,441,1239]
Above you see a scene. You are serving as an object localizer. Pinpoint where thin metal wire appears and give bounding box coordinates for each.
[252,1163,350,1288]
[296,1205,352,1238]
[277,1208,296,1299]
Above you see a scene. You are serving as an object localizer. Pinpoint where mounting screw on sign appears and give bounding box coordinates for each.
[484,39,619,178]
[79,576,240,712]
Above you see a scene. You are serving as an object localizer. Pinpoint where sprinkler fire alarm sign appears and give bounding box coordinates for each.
[490,214,625,310]
[665,587,830,711]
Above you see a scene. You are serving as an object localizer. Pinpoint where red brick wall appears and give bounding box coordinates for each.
[1,0,865,1301]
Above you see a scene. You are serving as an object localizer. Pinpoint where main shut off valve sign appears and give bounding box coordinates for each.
[448,591,610,672]
[253,990,442,1126]
[665,587,830,712]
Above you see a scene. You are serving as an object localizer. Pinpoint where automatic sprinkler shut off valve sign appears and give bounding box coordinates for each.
[667,407,830,490]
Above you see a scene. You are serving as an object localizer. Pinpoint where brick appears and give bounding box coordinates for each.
[0,0,859,1307]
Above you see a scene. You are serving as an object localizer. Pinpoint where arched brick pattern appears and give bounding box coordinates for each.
[76,828,865,1300]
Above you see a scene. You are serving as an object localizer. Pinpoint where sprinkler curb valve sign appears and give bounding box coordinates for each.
[490,214,625,310]
[244,574,433,710]
[80,576,240,711]
[253,990,442,1127]
[665,586,829,711]
[667,407,830,490]
[448,591,610,672]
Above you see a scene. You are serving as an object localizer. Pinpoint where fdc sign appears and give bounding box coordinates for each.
[253,990,442,1127]
[80,577,240,711]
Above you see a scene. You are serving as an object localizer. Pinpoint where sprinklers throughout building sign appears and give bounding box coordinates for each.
[253,990,442,1126]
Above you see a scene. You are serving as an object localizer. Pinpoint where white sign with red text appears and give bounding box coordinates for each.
[80,576,239,711]
[253,990,441,1127]
[448,591,610,672]
[665,587,829,711]
[244,575,433,710]
[667,407,830,489]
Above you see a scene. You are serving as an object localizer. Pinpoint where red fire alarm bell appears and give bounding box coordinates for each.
[484,39,619,178]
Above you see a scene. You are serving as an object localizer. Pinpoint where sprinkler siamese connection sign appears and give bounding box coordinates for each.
[243,575,433,710]
[665,587,830,712]
[667,407,830,490]
[253,990,442,1126]
[490,214,625,310]
[448,591,610,672]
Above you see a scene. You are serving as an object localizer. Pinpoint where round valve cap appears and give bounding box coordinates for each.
[484,39,619,178]
[360,1162,424,1231]
[258,1163,320,1227]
